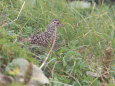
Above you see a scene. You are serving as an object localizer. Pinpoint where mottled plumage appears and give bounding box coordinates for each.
[30,19,63,47]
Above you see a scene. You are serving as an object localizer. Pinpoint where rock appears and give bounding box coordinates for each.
[28,64,49,86]
[70,1,91,9]
[5,58,29,74]
[86,71,100,77]
[19,0,36,7]
[5,58,49,86]
[0,74,14,86]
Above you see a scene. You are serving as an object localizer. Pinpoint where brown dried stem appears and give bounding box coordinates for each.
[40,28,57,69]
[24,63,33,84]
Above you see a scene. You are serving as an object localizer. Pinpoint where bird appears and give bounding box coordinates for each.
[29,19,63,47]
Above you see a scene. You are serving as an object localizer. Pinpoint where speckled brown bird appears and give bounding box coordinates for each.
[29,19,63,47]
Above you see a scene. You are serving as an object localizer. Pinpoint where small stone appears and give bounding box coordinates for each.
[0,74,14,86]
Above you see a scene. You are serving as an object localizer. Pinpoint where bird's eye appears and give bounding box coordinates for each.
[57,22,60,24]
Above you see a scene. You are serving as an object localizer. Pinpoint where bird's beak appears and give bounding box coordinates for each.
[60,24,64,27]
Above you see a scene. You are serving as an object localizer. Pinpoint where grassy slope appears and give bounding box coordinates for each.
[0,0,115,86]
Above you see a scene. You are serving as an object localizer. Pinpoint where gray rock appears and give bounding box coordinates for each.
[0,74,14,86]
[70,1,91,9]
[6,58,49,86]
[5,58,29,74]
[28,64,49,86]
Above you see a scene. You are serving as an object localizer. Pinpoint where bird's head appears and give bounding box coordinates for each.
[48,19,63,28]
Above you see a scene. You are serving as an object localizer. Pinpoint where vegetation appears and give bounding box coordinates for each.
[0,0,114,86]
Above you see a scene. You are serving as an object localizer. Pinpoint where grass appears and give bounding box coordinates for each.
[0,0,115,86]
